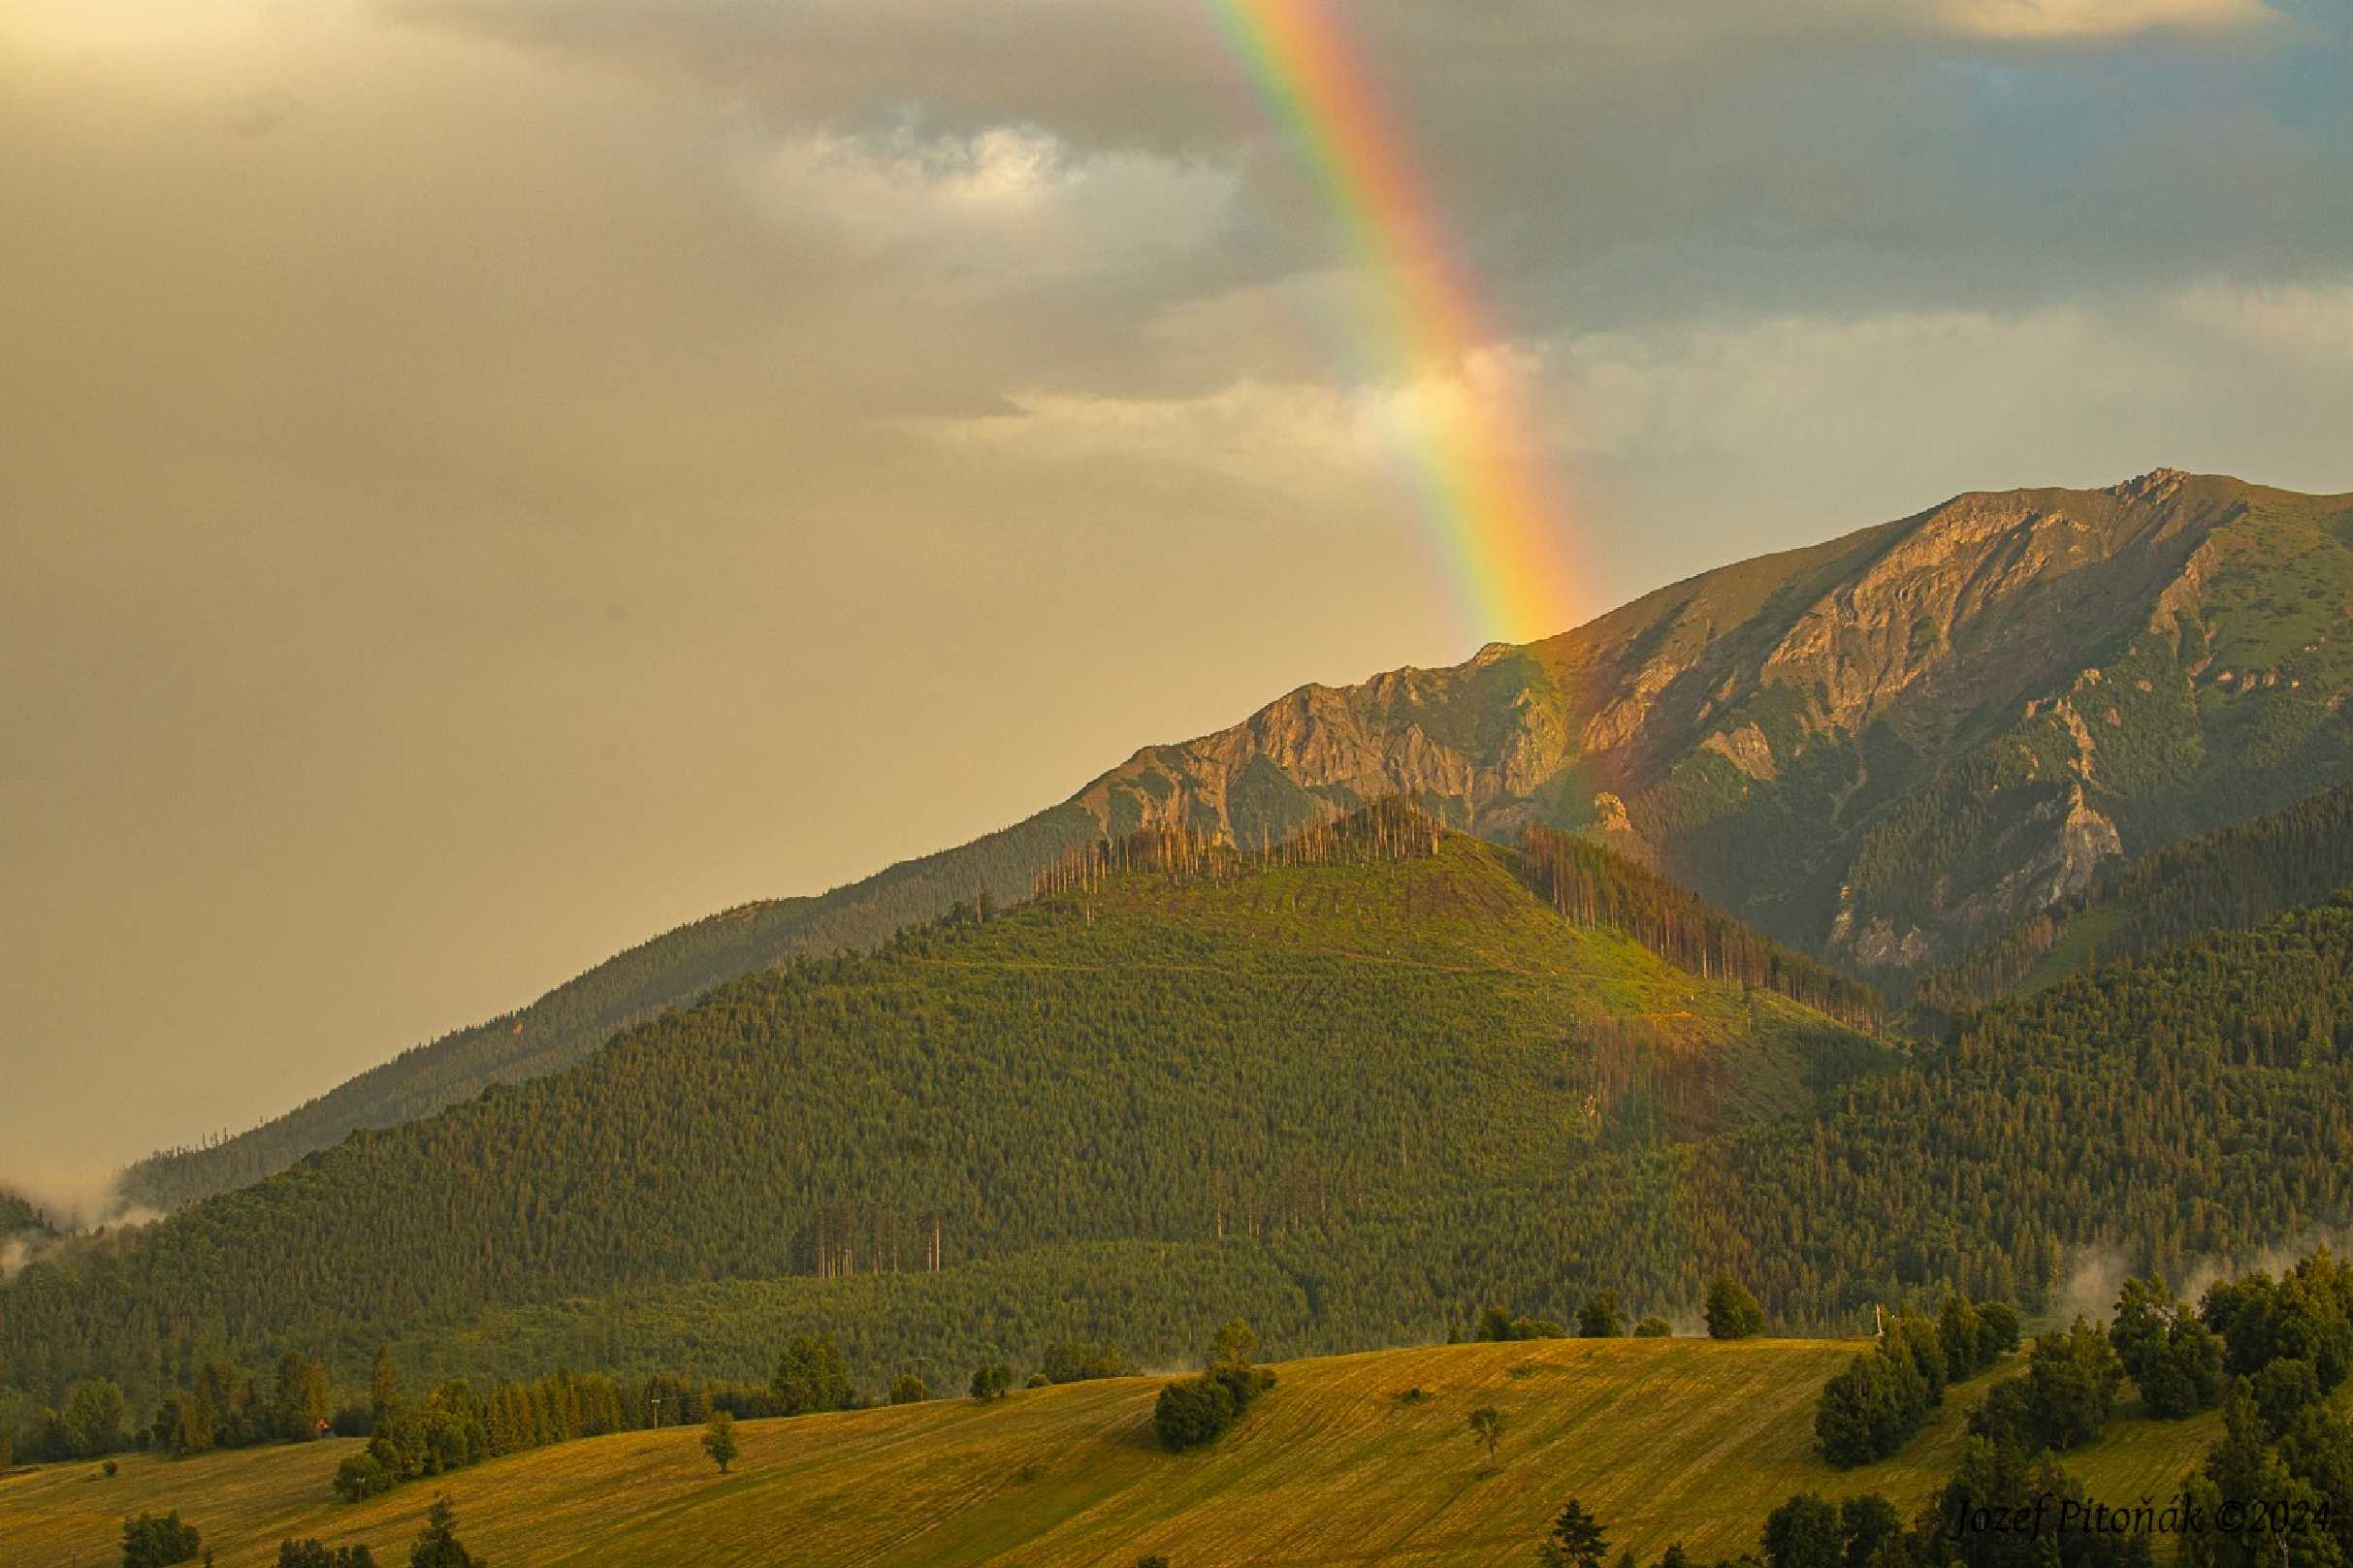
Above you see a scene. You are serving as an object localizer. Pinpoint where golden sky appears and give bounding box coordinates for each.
[3,0,2349,1184]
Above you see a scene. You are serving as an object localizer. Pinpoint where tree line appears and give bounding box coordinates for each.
[7,848,2352,1421]
[1519,826,1885,1031]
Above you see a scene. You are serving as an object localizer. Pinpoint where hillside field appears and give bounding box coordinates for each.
[0,1336,2220,1568]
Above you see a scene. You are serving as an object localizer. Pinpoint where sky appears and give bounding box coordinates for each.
[3,0,2350,1191]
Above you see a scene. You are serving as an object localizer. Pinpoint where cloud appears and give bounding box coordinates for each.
[2172,281,2353,364]
[1934,0,2276,38]
[744,123,1238,288]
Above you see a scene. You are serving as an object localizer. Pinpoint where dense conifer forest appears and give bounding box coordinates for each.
[8,807,2352,1446]
[1519,826,1885,1030]
[119,804,1103,1209]
[1910,777,2353,1017]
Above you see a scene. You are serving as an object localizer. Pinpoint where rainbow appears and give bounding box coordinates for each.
[1202,0,1583,646]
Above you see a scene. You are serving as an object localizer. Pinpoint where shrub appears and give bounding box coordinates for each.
[1152,1321,1275,1452]
[1039,1339,1130,1384]
[1634,1317,1672,1338]
[277,1542,379,1568]
[1152,1377,1236,1451]
[120,1511,202,1568]
[886,1375,927,1405]
[332,1451,392,1503]
[1474,1305,1567,1341]
[969,1364,1014,1402]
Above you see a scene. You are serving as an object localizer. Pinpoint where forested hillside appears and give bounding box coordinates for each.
[14,807,2353,1427]
[467,891,2353,1397]
[2,812,1876,1413]
[120,803,1103,1210]
[1910,776,2353,1016]
[0,1191,46,1239]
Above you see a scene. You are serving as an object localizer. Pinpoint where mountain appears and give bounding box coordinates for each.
[14,802,2353,1418]
[1076,469,2353,976]
[5,811,1881,1409]
[0,1336,2219,1568]
[124,469,2353,1210]
[1910,775,2353,1016]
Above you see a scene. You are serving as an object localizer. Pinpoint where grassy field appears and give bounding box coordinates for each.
[0,1336,2219,1568]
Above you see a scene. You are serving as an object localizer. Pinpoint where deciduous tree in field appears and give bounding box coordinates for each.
[701,1409,739,1474]
[120,1511,202,1568]
[1468,1403,1503,1459]
[1705,1275,1765,1339]
[1578,1293,1625,1338]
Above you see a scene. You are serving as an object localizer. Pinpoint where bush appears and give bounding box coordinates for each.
[277,1542,379,1568]
[1152,1321,1275,1452]
[1633,1317,1672,1338]
[1040,1339,1130,1384]
[332,1451,392,1503]
[1577,1293,1626,1338]
[1474,1305,1568,1341]
[1152,1377,1236,1451]
[1025,1372,1051,1390]
[121,1511,202,1568]
[969,1364,1014,1402]
[886,1375,927,1405]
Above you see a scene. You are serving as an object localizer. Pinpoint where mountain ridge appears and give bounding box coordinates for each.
[121,468,2353,1211]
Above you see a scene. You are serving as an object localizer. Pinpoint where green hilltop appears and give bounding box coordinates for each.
[11,799,2353,1424]
[3,813,1879,1412]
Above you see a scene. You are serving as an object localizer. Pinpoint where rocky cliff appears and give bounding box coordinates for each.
[1071,469,2353,971]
